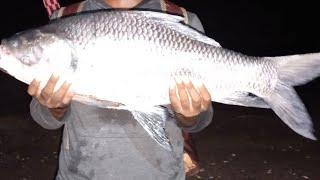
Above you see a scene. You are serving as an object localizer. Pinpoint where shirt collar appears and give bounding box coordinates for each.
[92,0,157,9]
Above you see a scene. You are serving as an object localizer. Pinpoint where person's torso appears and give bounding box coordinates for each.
[57,101,184,180]
[52,1,202,179]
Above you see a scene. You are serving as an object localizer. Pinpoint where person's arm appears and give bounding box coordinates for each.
[179,103,213,133]
[169,81,213,133]
[169,12,214,133]
[28,74,73,130]
[30,98,69,129]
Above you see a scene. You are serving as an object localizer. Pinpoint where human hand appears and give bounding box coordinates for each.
[27,74,73,120]
[169,81,211,127]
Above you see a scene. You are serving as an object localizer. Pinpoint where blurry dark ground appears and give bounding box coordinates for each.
[0,0,319,179]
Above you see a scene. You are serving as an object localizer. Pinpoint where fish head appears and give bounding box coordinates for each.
[0,29,73,85]
[1,29,55,67]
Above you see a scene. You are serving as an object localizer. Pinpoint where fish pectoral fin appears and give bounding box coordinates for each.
[220,91,269,109]
[130,106,173,151]
[72,94,123,108]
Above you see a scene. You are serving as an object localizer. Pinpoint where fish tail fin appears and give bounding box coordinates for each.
[263,52,320,140]
[270,52,320,86]
[262,52,319,140]
[130,106,173,151]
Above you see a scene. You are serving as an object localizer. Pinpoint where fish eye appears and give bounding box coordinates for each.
[10,41,19,48]
[20,54,32,65]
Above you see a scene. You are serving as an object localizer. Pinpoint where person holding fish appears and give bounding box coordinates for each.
[27,0,214,179]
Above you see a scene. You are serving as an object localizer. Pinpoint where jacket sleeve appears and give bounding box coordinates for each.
[181,105,213,133]
[30,98,68,130]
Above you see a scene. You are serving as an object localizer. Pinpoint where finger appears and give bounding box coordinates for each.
[51,81,71,107]
[186,82,201,112]
[169,85,182,113]
[198,84,212,111]
[177,82,190,111]
[27,79,40,96]
[35,83,43,99]
[40,74,59,101]
[62,91,74,106]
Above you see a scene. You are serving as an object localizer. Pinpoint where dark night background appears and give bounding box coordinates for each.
[0,0,319,179]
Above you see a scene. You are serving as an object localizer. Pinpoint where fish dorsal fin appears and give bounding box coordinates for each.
[134,10,221,47]
[136,10,185,23]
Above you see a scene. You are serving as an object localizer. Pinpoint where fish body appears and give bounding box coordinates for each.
[0,10,319,150]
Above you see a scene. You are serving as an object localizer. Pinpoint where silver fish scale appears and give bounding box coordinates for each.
[43,13,95,48]
[201,47,277,97]
[50,11,205,53]
[44,10,277,98]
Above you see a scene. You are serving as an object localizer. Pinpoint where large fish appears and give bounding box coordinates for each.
[0,10,319,150]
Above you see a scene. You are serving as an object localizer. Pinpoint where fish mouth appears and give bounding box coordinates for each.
[0,43,11,55]
[0,44,11,74]
[0,66,8,74]
[0,43,15,60]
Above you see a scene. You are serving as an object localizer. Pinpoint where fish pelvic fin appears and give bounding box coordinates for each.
[265,81,316,140]
[220,91,269,109]
[268,52,320,86]
[129,106,173,151]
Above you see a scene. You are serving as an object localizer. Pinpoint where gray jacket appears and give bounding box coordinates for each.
[30,0,213,179]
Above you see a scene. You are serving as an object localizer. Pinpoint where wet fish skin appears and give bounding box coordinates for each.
[0,10,319,150]
[1,10,278,104]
